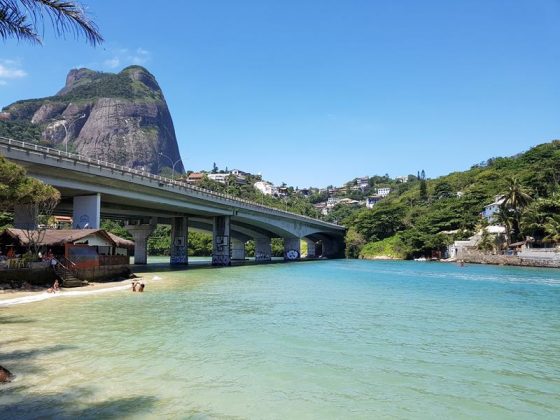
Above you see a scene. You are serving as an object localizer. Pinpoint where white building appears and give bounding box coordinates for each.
[376,187,391,197]
[395,176,408,183]
[207,173,228,183]
[366,195,383,209]
[448,225,507,259]
[326,197,341,208]
[357,176,370,190]
[314,202,329,216]
[254,181,276,196]
[231,169,250,176]
[482,195,505,222]
[208,172,247,185]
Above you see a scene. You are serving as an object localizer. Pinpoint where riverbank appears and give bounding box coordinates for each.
[360,255,401,260]
[0,275,161,307]
[458,250,560,269]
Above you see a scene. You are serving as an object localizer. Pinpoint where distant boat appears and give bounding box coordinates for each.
[414,257,427,262]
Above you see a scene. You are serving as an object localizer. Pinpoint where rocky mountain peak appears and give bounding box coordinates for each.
[1,67,184,175]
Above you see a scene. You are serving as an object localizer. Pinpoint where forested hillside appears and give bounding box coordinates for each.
[344,141,560,259]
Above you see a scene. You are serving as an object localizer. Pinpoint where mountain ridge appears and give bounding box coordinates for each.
[0,66,184,175]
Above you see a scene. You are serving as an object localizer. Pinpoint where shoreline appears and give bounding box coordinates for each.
[0,276,162,307]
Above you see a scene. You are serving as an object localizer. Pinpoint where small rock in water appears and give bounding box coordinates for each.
[0,365,14,383]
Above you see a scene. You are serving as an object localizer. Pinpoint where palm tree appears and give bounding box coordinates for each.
[494,206,513,247]
[0,0,103,45]
[500,177,532,243]
[544,215,560,244]
[502,177,532,211]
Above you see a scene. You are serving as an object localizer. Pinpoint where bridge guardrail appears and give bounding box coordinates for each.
[0,136,344,230]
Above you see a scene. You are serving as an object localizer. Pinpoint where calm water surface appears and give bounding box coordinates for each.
[1,260,559,419]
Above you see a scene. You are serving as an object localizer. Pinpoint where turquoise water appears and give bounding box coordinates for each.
[1,260,559,418]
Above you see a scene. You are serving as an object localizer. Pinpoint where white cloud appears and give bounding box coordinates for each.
[103,57,120,68]
[101,47,151,70]
[132,48,150,64]
[0,59,27,86]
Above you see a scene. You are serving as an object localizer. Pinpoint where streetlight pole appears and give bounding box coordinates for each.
[61,114,86,153]
[158,152,182,178]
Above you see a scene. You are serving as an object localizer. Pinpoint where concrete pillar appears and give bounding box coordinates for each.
[212,215,231,266]
[14,204,38,230]
[321,236,346,259]
[73,194,100,229]
[125,219,156,265]
[304,238,317,258]
[170,216,188,265]
[254,237,272,262]
[284,237,301,261]
[231,238,246,260]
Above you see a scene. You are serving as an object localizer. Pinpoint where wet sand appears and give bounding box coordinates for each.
[0,276,160,307]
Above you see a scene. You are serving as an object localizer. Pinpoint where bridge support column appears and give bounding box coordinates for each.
[212,216,231,266]
[303,238,317,258]
[284,237,301,261]
[321,236,346,259]
[254,237,272,262]
[125,219,156,265]
[73,194,100,229]
[170,216,188,265]
[231,238,246,261]
[13,205,38,230]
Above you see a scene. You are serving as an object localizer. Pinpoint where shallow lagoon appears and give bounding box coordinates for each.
[1,260,559,418]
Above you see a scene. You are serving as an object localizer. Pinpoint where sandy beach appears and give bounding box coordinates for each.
[0,276,161,307]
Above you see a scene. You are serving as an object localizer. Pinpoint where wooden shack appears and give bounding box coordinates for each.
[0,229,134,283]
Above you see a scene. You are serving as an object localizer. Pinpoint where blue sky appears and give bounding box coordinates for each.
[1,0,559,187]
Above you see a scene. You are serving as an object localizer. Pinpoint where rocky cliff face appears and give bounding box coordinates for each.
[1,66,184,174]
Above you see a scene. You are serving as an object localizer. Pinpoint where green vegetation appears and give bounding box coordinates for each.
[58,70,162,102]
[147,225,171,255]
[147,226,213,257]
[193,173,320,218]
[0,121,42,142]
[100,219,132,240]
[0,155,61,255]
[344,141,560,259]
[359,235,408,259]
[188,231,213,256]
[0,155,60,212]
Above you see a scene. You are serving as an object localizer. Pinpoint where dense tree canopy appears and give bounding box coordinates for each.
[0,155,60,211]
[349,141,560,258]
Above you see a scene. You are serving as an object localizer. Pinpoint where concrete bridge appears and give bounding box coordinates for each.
[0,137,346,265]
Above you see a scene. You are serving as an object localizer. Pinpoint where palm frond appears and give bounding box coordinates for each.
[0,0,103,45]
[0,1,41,43]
